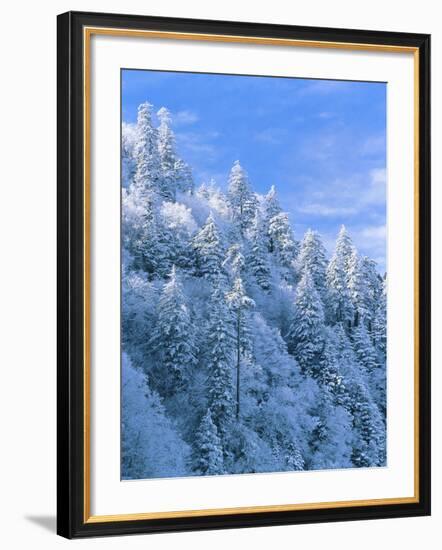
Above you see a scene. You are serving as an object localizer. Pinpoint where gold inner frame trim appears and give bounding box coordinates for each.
[83,26,420,524]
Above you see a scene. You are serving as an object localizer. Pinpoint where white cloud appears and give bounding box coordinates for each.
[176,131,218,161]
[173,110,199,126]
[254,128,287,145]
[295,168,386,219]
[299,80,349,96]
[298,204,358,217]
[361,134,386,157]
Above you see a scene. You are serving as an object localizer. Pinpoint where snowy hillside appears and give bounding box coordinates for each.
[121,101,387,480]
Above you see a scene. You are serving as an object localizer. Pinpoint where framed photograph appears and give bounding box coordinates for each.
[57,11,431,538]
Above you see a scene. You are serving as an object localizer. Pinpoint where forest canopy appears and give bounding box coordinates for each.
[121,101,387,480]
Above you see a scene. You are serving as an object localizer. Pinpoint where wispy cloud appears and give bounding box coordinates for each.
[360,134,386,157]
[294,168,386,220]
[176,131,218,161]
[299,80,350,96]
[298,204,358,217]
[254,128,287,145]
[173,110,199,126]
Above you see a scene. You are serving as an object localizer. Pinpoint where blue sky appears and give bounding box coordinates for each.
[122,69,386,271]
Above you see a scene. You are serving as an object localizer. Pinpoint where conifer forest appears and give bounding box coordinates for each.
[121,99,387,480]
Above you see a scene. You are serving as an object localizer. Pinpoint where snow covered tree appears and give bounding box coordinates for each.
[121,353,190,479]
[223,243,246,278]
[226,277,255,419]
[248,210,271,291]
[227,160,257,234]
[373,278,387,358]
[129,194,171,277]
[192,410,225,475]
[206,284,235,439]
[157,107,177,201]
[353,320,386,415]
[122,122,136,188]
[352,321,378,376]
[263,185,282,250]
[326,225,355,326]
[150,266,197,397]
[348,251,383,328]
[192,213,225,281]
[333,324,386,467]
[268,212,298,275]
[306,385,353,470]
[296,229,328,298]
[286,270,325,376]
[264,185,282,224]
[174,158,194,194]
[131,102,161,202]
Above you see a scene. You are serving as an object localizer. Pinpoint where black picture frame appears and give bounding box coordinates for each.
[57,10,431,539]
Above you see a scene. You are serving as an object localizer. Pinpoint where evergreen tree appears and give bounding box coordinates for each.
[129,194,170,277]
[131,102,161,202]
[263,185,282,251]
[307,385,353,470]
[174,158,194,194]
[373,278,387,358]
[268,212,298,274]
[192,410,225,475]
[206,284,235,439]
[248,210,271,291]
[296,229,328,298]
[286,270,325,376]
[333,324,386,467]
[326,225,355,325]
[122,353,190,479]
[226,277,255,419]
[157,107,177,201]
[352,321,378,376]
[348,251,383,328]
[192,213,225,280]
[122,122,136,187]
[150,266,197,397]
[227,160,257,234]
[223,243,246,278]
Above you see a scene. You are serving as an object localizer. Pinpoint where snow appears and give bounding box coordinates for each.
[121,99,387,480]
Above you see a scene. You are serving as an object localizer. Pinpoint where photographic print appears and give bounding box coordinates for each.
[121,69,387,481]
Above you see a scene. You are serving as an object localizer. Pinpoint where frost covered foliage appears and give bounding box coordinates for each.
[121,101,387,480]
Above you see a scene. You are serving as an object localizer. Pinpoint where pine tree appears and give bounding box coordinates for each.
[157,107,177,201]
[373,278,387,358]
[150,266,197,397]
[286,270,325,376]
[206,284,235,439]
[333,324,386,467]
[192,410,225,475]
[263,185,282,251]
[130,194,171,277]
[223,243,245,278]
[348,251,383,328]
[131,102,161,202]
[192,213,225,280]
[227,160,257,234]
[352,321,378,376]
[248,210,271,291]
[122,122,136,188]
[268,212,298,274]
[326,225,355,325]
[226,277,255,419]
[121,353,190,479]
[296,229,328,298]
[174,158,194,194]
